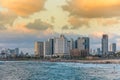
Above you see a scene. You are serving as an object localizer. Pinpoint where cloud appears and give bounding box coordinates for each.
[68,16,89,29]
[0,11,17,25]
[62,25,69,30]
[0,33,38,48]
[0,24,6,30]
[51,16,55,23]
[97,18,120,26]
[63,0,120,18]
[26,19,53,31]
[1,0,46,16]
[0,29,56,49]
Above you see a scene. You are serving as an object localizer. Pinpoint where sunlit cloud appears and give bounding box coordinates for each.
[63,0,120,18]
[0,0,46,16]
[97,18,120,26]
[0,10,17,25]
[51,16,55,23]
[62,25,69,30]
[68,16,89,29]
[0,0,120,50]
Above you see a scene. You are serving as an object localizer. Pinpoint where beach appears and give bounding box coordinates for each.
[1,58,120,64]
[50,59,120,64]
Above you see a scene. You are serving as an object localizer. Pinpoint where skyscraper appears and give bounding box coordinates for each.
[97,48,101,55]
[76,37,90,56]
[102,34,108,55]
[77,37,90,51]
[15,48,19,55]
[110,43,116,53]
[67,38,74,51]
[54,35,69,56]
[34,42,44,58]
[75,40,78,49]
[44,41,50,57]
[44,39,54,57]
[49,38,54,55]
[70,38,75,50]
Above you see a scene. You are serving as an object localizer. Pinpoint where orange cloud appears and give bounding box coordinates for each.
[63,0,120,18]
[3,23,36,34]
[97,18,120,26]
[0,10,17,25]
[1,0,46,16]
[68,16,89,29]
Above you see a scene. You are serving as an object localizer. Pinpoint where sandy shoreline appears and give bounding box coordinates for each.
[1,59,120,64]
[50,59,120,64]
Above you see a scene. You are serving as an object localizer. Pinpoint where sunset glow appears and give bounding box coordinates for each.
[0,0,120,51]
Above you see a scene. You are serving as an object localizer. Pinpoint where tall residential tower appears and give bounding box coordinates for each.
[34,42,44,58]
[110,43,116,53]
[77,37,90,51]
[102,34,108,55]
[54,35,69,56]
[44,38,54,57]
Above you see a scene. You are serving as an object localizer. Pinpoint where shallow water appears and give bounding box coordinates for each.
[0,61,120,80]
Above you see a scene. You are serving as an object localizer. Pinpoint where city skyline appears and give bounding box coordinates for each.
[35,34,90,58]
[0,0,120,51]
[0,33,118,55]
[1,1,120,80]
[35,34,118,57]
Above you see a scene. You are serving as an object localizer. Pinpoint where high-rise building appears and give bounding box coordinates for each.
[49,38,54,55]
[102,34,108,55]
[75,40,78,49]
[44,41,50,57]
[9,49,15,54]
[67,41,71,54]
[54,35,69,56]
[84,37,90,51]
[15,48,19,55]
[44,39,54,57]
[110,43,116,53]
[76,37,89,55]
[70,38,75,49]
[67,39,74,51]
[97,48,101,55]
[77,37,90,51]
[34,42,44,57]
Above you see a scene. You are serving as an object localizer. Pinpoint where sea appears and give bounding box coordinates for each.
[0,61,120,80]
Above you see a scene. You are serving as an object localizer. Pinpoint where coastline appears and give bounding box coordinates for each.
[1,59,120,64]
[59,59,120,64]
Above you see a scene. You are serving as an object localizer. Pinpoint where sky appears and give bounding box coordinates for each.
[0,0,120,54]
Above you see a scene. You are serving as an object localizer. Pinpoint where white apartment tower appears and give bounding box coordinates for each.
[54,35,69,56]
[44,41,50,57]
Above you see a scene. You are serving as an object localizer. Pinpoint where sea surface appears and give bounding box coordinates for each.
[0,61,120,80]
